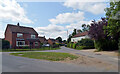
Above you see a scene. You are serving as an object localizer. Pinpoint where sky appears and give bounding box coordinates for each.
[0,0,109,40]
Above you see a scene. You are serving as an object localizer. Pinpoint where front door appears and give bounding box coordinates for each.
[30,42,33,49]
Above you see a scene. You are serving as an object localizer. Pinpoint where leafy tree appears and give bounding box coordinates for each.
[72,29,77,36]
[56,37,62,43]
[2,39,10,49]
[77,29,82,33]
[82,24,90,32]
[67,34,72,43]
[88,18,108,40]
[104,1,120,49]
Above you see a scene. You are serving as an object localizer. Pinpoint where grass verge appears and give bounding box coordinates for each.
[10,52,78,61]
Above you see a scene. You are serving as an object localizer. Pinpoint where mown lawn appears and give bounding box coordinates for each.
[2,47,60,52]
[10,52,78,61]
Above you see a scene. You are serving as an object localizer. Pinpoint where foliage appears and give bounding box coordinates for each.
[56,37,62,43]
[77,39,94,47]
[52,43,59,48]
[22,46,29,49]
[2,39,10,49]
[88,18,108,40]
[118,38,120,53]
[94,39,117,51]
[82,24,90,32]
[10,52,78,61]
[72,43,77,49]
[2,47,60,52]
[104,1,120,49]
[76,46,94,50]
[72,29,77,36]
[67,34,72,43]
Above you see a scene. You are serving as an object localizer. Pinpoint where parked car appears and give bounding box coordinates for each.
[42,44,50,47]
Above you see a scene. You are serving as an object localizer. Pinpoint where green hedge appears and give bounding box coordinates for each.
[2,39,10,49]
[77,39,94,47]
[67,39,94,50]
[95,39,117,51]
[118,38,120,53]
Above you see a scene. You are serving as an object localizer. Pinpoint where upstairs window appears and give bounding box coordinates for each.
[31,34,36,38]
[17,33,23,37]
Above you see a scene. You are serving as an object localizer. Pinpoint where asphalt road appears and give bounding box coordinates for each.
[2,47,118,72]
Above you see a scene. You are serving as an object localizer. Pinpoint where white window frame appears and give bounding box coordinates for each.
[31,34,36,38]
[17,33,23,37]
[16,41,25,46]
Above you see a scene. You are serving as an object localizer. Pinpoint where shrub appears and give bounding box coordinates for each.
[118,38,120,53]
[52,43,59,48]
[2,39,10,49]
[76,39,94,49]
[22,46,30,49]
[72,43,77,49]
[95,39,117,51]
[76,46,83,50]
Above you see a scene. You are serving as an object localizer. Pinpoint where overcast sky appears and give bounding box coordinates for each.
[0,0,109,40]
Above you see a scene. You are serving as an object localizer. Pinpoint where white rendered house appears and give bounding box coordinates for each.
[71,31,90,42]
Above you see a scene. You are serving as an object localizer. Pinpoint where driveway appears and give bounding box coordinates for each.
[2,46,118,72]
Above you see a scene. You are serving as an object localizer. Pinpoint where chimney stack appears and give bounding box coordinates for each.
[17,22,20,26]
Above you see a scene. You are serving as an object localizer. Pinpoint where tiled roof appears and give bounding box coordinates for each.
[72,31,88,38]
[39,36,47,43]
[7,24,38,34]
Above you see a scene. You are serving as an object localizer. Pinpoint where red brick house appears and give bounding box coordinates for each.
[39,36,47,44]
[48,38,56,45]
[5,23,40,49]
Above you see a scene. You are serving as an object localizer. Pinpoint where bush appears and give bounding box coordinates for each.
[52,43,59,48]
[72,43,77,49]
[95,39,117,51]
[22,46,29,49]
[76,46,83,50]
[76,39,94,49]
[2,39,10,49]
[118,38,120,53]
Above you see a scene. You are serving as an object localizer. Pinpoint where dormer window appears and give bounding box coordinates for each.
[17,33,23,37]
[31,34,36,38]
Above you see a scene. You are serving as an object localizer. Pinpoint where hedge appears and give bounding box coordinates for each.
[67,39,95,50]
[2,39,10,49]
[95,39,117,51]
[118,38,120,53]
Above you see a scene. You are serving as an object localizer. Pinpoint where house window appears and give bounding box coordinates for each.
[31,35,36,38]
[16,41,25,46]
[35,42,38,46]
[17,33,23,37]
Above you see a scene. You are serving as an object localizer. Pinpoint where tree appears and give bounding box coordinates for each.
[88,18,108,40]
[72,29,77,36]
[77,29,82,33]
[67,34,72,43]
[104,1,120,49]
[82,24,90,32]
[88,18,118,51]
[56,37,62,43]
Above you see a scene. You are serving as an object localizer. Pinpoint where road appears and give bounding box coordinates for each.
[2,46,118,72]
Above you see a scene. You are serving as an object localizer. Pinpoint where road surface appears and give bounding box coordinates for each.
[2,46,118,72]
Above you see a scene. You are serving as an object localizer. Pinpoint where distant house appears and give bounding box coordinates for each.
[71,31,90,42]
[39,36,47,44]
[4,23,40,49]
[48,38,56,45]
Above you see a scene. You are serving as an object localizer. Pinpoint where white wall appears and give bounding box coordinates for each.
[71,35,90,42]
